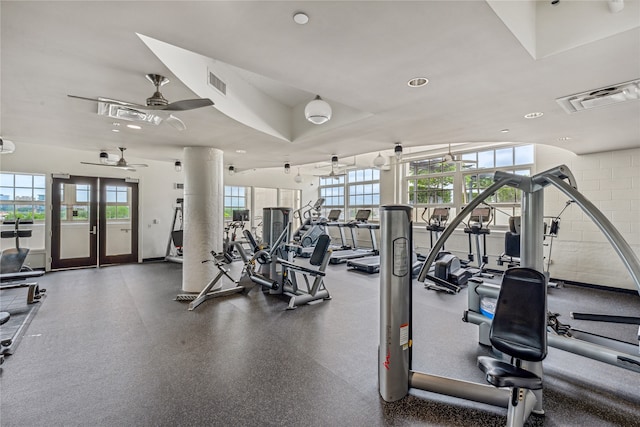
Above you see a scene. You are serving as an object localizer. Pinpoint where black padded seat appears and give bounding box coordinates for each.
[0,311,9,325]
[477,356,543,389]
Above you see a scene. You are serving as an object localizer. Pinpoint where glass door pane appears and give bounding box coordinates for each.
[51,176,98,269]
[99,178,138,265]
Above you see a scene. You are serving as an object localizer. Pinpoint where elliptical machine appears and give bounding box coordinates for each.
[463,205,494,281]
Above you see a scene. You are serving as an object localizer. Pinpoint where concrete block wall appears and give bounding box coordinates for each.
[537,146,639,291]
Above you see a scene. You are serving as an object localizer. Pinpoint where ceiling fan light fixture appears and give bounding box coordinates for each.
[174,161,182,172]
[305,95,332,125]
[373,152,386,168]
[394,143,403,161]
[294,168,303,183]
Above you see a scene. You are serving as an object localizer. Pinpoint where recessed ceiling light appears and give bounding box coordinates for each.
[126,124,142,130]
[112,129,120,133]
[293,12,309,25]
[500,129,510,133]
[235,149,247,154]
[558,136,572,142]
[524,112,544,119]
[408,77,429,88]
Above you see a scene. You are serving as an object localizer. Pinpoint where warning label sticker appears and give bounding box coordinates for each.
[400,323,409,349]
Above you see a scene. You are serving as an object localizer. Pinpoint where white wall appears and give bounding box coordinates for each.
[4,141,638,290]
[1,142,310,267]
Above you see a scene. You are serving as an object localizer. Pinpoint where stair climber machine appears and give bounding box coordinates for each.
[292,199,330,258]
[419,166,640,374]
[330,209,379,264]
[292,198,326,246]
[418,207,470,293]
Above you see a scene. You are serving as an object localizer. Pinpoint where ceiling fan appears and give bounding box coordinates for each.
[437,144,477,166]
[68,74,214,130]
[81,147,148,171]
[314,155,349,180]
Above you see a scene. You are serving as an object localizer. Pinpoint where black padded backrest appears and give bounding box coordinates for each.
[490,267,547,362]
[243,230,259,251]
[309,234,331,266]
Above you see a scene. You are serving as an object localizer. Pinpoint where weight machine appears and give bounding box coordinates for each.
[380,165,640,426]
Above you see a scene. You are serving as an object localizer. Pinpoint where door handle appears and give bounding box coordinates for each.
[90,226,97,235]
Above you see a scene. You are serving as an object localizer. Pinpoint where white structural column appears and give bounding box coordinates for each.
[182,147,224,293]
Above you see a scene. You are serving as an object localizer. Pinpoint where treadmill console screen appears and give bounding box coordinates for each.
[327,209,341,221]
[355,209,371,222]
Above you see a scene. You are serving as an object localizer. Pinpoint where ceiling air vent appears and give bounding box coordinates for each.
[208,70,227,95]
[556,79,640,114]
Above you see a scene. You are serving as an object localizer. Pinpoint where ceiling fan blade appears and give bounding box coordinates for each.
[126,163,148,168]
[161,98,214,111]
[80,161,114,167]
[165,115,186,131]
[68,95,145,109]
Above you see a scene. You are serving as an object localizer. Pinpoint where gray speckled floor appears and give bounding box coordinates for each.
[0,261,638,426]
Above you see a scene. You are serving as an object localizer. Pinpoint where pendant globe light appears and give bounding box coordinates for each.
[373,152,386,168]
[304,95,332,125]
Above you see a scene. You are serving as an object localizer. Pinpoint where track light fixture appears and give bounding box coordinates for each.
[284,162,291,174]
[228,165,235,176]
[394,143,403,161]
[174,160,182,172]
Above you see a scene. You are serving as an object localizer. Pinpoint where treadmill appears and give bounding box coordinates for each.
[329,209,379,265]
[347,207,451,275]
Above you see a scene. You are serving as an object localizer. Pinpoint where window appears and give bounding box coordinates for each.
[104,186,130,220]
[0,173,46,221]
[406,158,457,223]
[347,169,380,220]
[224,186,247,220]
[318,168,381,221]
[404,145,534,227]
[319,177,345,220]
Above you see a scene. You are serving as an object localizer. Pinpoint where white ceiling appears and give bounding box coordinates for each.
[1,1,639,171]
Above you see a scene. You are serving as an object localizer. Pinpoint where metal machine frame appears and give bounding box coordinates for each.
[379,165,640,426]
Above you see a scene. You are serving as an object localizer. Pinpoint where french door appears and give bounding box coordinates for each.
[51,175,138,269]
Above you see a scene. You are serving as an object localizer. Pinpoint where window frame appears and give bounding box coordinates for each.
[403,145,534,228]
